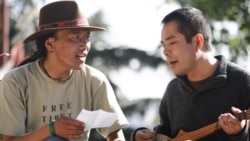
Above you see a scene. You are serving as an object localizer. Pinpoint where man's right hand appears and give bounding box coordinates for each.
[53,117,85,140]
[135,129,157,141]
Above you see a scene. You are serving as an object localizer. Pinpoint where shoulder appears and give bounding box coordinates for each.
[216,55,250,80]
[77,65,109,86]
[167,77,183,89]
[162,77,181,98]
[2,62,37,81]
[0,62,38,93]
[225,58,250,75]
[226,61,250,81]
[227,61,248,73]
[81,65,107,79]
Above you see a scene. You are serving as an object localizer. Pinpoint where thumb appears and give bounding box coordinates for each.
[231,106,242,114]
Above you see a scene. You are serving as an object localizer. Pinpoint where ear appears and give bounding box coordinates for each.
[192,33,204,51]
[45,38,54,51]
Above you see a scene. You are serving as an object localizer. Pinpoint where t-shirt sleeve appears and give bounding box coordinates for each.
[0,72,27,136]
[88,68,129,137]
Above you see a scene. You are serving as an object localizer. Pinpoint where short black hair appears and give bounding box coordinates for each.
[161,7,212,51]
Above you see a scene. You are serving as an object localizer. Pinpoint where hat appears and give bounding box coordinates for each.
[24,1,106,43]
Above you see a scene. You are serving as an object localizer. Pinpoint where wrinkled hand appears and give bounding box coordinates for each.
[135,129,157,141]
[218,107,246,135]
[53,117,85,140]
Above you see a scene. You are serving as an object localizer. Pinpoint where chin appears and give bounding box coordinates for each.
[74,63,85,70]
[173,70,185,76]
[73,67,81,70]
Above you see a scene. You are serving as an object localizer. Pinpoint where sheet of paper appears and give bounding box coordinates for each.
[76,109,117,131]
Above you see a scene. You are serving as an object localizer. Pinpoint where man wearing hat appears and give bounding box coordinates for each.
[0,1,128,141]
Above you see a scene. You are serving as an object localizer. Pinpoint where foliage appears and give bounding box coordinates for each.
[87,46,164,71]
[169,0,250,62]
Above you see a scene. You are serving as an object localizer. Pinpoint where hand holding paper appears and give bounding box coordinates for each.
[76,109,117,131]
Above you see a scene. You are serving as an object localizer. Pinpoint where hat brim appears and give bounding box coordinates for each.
[24,26,106,43]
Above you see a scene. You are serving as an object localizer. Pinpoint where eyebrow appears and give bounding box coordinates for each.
[165,35,176,41]
[161,35,176,44]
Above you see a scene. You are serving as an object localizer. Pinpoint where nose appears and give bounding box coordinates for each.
[163,46,170,57]
[79,41,91,51]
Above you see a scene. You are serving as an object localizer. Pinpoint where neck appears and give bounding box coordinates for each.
[40,59,73,82]
[187,56,218,81]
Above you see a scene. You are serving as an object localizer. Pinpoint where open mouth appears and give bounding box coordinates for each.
[168,60,178,67]
[76,53,87,57]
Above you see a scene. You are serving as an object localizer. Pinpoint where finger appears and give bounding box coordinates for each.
[66,124,85,130]
[219,114,240,131]
[65,127,83,133]
[137,130,156,139]
[67,118,85,126]
[63,128,84,140]
[225,113,241,126]
[63,118,85,130]
[66,133,83,140]
[220,114,229,124]
[231,107,242,114]
[140,129,156,136]
[219,114,232,126]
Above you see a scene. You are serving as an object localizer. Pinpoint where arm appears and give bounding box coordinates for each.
[2,117,85,141]
[3,125,51,141]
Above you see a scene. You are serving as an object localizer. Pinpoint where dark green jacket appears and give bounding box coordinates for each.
[155,55,250,141]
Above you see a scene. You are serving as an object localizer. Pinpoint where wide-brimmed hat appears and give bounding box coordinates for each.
[24,0,106,43]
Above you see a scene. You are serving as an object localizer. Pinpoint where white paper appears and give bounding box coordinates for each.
[76,109,117,131]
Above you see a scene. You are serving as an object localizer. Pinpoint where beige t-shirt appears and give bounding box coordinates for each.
[0,61,128,141]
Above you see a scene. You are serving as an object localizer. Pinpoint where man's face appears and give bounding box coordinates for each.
[161,21,197,76]
[49,29,91,70]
